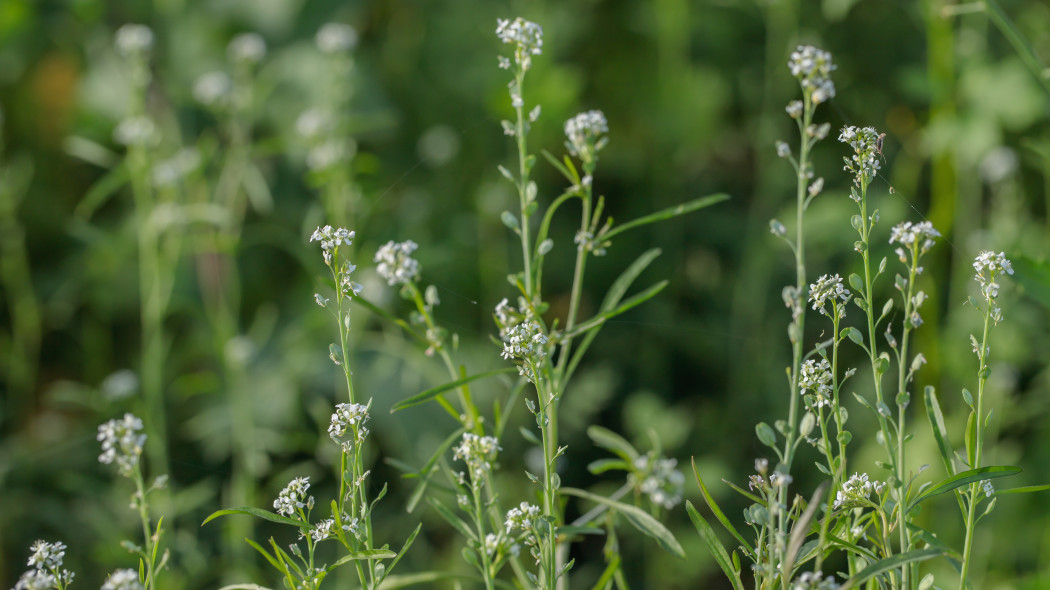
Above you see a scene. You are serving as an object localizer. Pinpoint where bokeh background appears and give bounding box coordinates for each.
[2,0,1050,588]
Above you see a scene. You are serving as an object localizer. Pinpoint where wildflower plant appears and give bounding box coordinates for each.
[12,540,75,590]
[689,44,1034,590]
[205,228,419,589]
[97,413,169,590]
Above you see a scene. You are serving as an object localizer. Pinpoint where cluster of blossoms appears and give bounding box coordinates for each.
[564,110,609,167]
[227,32,266,66]
[500,320,548,383]
[310,225,354,263]
[788,45,836,104]
[809,274,850,319]
[316,23,358,54]
[114,24,153,57]
[629,455,685,509]
[833,472,885,509]
[494,297,524,340]
[13,540,75,590]
[505,501,540,532]
[101,569,143,590]
[496,17,543,71]
[838,126,882,187]
[799,358,833,408]
[890,221,940,269]
[274,476,314,518]
[374,240,421,286]
[328,402,370,452]
[310,512,361,543]
[792,570,840,590]
[453,433,501,481]
[748,459,793,492]
[98,413,147,477]
[973,251,1013,323]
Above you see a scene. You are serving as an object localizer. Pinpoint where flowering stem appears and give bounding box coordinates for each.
[132,465,160,590]
[514,69,535,300]
[959,305,992,590]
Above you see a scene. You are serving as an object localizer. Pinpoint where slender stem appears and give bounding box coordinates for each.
[959,306,992,589]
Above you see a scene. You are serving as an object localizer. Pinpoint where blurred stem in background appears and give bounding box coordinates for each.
[0,126,41,420]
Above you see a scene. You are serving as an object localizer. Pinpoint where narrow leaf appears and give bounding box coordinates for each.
[994,483,1050,496]
[392,368,517,412]
[602,194,730,242]
[910,466,1023,510]
[330,548,397,568]
[427,498,477,542]
[923,386,955,478]
[588,425,639,461]
[561,487,684,558]
[838,548,943,590]
[203,507,306,529]
[406,428,465,512]
[686,501,745,590]
[563,281,668,339]
[691,458,753,553]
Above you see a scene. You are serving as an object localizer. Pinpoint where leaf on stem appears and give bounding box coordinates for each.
[392,368,517,412]
[909,465,1023,511]
[685,501,745,590]
[561,487,684,558]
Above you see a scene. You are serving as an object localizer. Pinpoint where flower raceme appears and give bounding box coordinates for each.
[788,45,836,104]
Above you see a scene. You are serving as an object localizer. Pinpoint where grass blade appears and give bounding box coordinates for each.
[691,457,754,554]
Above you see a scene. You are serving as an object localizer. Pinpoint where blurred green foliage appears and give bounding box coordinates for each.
[1,0,1049,588]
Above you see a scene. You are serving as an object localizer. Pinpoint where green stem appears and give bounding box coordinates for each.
[959,305,992,590]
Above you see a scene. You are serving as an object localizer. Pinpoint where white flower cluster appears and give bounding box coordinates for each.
[505,501,540,532]
[101,569,143,590]
[310,225,356,268]
[501,320,548,383]
[14,540,75,590]
[317,23,358,54]
[374,240,421,286]
[788,45,836,104]
[494,298,523,340]
[227,32,267,65]
[193,71,233,109]
[274,476,314,517]
[629,455,685,509]
[113,116,159,148]
[115,24,153,57]
[564,110,609,165]
[799,358,833,408]
[328,402,370,452]
[496,17,543,70]
[838,126,882,188]
[453,432,501,481]
[97,413,147,477]
[311,512,360,542]
[833,472,885,509]
[973,250,1013,308]
[792,570,840,590]
[809,274,850,319]
[890,221,940,269]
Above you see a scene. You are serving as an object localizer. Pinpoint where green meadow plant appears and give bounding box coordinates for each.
[689,44,1038,590]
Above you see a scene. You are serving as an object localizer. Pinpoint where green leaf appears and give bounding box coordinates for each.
[685,501,745,590]
[994,483,1050,496]
[74,162,129,219]
[202,507,306,529]
[924,386,956,480]
[377,572,507,589]
[755,422,777,447]
[330,549,397,568]
[783,483,827,578]
[589,554,621,590]
[845,327,864,347]
[563,281,668,339]
[244,538,282,573]
[392,368,517,412]
[587,425,639,461]
[838,548,943,590]
[561,487,684,558]
[910,466,1023,510]
[427,498,477,542]
[691,457,754,554]
[601,193,729,242]
[588,458,631,474]
[556,525,605,537]
[405,427,465,513]
[541,149,580,185]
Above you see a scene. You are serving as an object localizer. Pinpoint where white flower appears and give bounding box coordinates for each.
[889,221,940,261]
[310,225,355,265]
[97,413,147,477]
[505,502,540,532]
[115,24,153,57]
[834,473,885,509]
[776,140,791,158]
[15,569,57,590]
[496,17,543,70]
[564,110,609,164]
[193,71,233,108]
[788,45,836,104]
[227,32,266,65]
[27,540,66,570]
[328,402,370,451]
[838,126,882,187]
[374,240,421,285]
[799,359,833,407]
[785,100,803,119]
[453,433,501,481]
[316,23,358,54]
[809,274,849,319]
[500,320,548,382]
[792,570,840,590]
[113,116,158,147]
[102,569,144,590]
[629,455,685,509]
[982,480,994,498]
[274,476,313,517]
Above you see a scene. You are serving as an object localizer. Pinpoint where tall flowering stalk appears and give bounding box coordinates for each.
[97,413,169,590]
